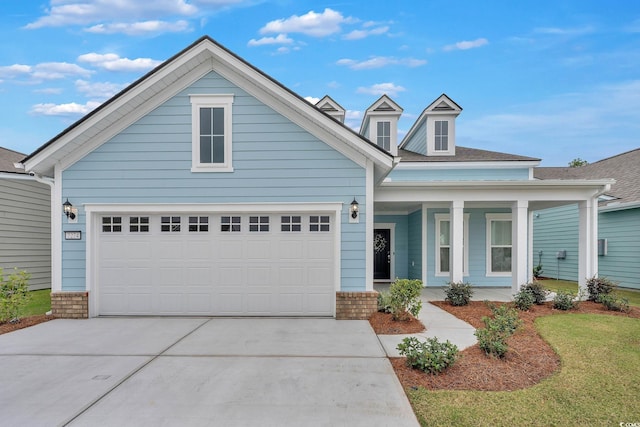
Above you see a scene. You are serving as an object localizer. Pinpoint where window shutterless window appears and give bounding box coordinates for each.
[129,216,149,233]
[102,216,122,233]
[435,120,448,151]
[161,216,181,232]
[435,213,469,276]
[376,121,391,151]
[249,216,269,232]
[221,216,241,232]
[486,214,512,275]
[281,216,301,232]
[310,215,330,232]
[188,216,209,232]
[190,94,234,172]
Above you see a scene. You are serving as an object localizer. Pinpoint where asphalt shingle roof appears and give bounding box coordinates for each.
[399,146,539,162]
[0,147,26,173]
[534,148,640,205]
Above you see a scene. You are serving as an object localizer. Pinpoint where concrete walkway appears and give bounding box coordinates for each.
[375,286,512,357]
[0,318,419,427]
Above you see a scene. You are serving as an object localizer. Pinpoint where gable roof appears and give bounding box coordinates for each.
[534,148,640,206]
[400,93,462,149]
[0,147,26,174]
[398,146,539,163]
[22,36,393,178]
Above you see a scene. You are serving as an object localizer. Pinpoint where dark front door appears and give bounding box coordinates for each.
[373,228,391,280]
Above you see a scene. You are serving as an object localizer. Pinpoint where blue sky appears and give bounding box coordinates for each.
[1,0,639,166]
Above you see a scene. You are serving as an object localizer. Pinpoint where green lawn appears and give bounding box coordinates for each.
[22,289,51,317]
[541,279,640,306]
[407,314,640,426]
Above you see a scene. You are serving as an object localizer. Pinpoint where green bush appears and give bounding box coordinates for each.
[586,276,617,302]
[553,290,578,310]
[520,281,548,304]
[475,303,522,358]
[377,291,393,313]
[396,336,459,374]
[0,268,31,323]
[444,281,473,306]
[513,289,535,311]
[596,293,630,313]
[532,264,544,279]
[388,278,423,321]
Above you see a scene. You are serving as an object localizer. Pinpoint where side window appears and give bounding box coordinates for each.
[486,214,512,275]
[190,94,234,173]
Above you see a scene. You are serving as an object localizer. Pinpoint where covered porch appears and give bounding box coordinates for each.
[371,180,612,293]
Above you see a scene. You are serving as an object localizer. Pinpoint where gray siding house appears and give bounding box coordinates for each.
[21,37,610,319]
[0,147,51,290]
[533,148,640,289]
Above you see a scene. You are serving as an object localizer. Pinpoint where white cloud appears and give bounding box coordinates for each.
[336,56,426,70]
[78,53,162,72]
[304,96,320,104]
[75,79,127,100]
[356,82,405,97]
[534,26,595,36]
[25,0,197,29]
[345,110,361,120]
[259,8,355,37]
[343,25,388,40]
[30,101,102,116]
[443,38,489,51]
[33,87,64,95]
[248,33,293,46]
[0,62,92,81]
[85,19,190,35]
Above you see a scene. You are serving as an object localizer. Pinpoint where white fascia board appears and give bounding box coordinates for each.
[395,160,541,170]
[599,201,640,212]
[380,179,614,189]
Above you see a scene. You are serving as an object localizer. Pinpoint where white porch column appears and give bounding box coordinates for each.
[421,203,428,286]
[578,198,598,294]
[511,200,529,293]
[527,209,534,283]
[450,200,464,283]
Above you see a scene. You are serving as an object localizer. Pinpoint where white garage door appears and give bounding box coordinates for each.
[96,212,335,316]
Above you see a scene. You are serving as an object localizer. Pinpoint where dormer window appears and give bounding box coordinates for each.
[435,120,448,151]
[377,121,391,151]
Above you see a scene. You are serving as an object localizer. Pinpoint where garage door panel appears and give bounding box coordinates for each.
[97,212,335,316]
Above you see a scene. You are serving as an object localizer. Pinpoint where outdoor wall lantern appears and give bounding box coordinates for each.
[63,198,77,222]
[349,198,359,223]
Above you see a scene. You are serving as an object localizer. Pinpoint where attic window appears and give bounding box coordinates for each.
[435,121,448,151]
[190,94,234,173]
[377,121,391,151]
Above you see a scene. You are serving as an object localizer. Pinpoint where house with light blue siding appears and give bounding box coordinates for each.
[21,37,612,319]
[533,149,640,290]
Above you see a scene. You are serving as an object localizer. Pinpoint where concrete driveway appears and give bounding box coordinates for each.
[0,318,419,426]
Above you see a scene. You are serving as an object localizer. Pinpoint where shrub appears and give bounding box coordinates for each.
[553,290,578,310]
[396,336,459,374]
[597,293,630,313]
[444,281,473,306]
[532,264,544,279]
[0,268,31,323]
[475,303,522,358]
[377,291,392,313]
[586,276,617,302]
[520,281,548,305]
[388,278,423,321]
[513,289,535,311]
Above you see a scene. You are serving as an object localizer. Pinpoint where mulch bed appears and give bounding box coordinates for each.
[369,301,640,391]
[368,311,426,334]
[0,314,54,335]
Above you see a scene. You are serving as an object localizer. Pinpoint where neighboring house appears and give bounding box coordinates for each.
[533,149,640,289]
[0,147,51,290]
[21,36,611,319]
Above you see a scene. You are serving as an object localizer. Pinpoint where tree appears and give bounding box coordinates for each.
[568,158,588,167]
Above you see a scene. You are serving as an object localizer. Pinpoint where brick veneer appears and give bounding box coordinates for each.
[51,292,89,319]
[335,291,378,320]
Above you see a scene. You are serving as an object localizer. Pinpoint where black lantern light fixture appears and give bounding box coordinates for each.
[63,198,76,220]
[350,198,359,219]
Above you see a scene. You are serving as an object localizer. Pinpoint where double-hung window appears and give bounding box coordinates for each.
[434,120,448,151]
[191,94,234,172]
[376,120,391,151]
[486,214,512,275]
[435,213,469,276]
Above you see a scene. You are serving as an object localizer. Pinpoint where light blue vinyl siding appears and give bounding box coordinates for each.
[532,204,579,282]
[533,205,640,289]
[61,71,367,292]
[388,167,531,181]
[426,208,511,287]
[403,120,426,155]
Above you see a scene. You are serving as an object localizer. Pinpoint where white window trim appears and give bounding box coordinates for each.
[190,94,234,173]
[485,213,512,277]
[426,116,455,156]
[371,117,397,155]
[435,213,469,277]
